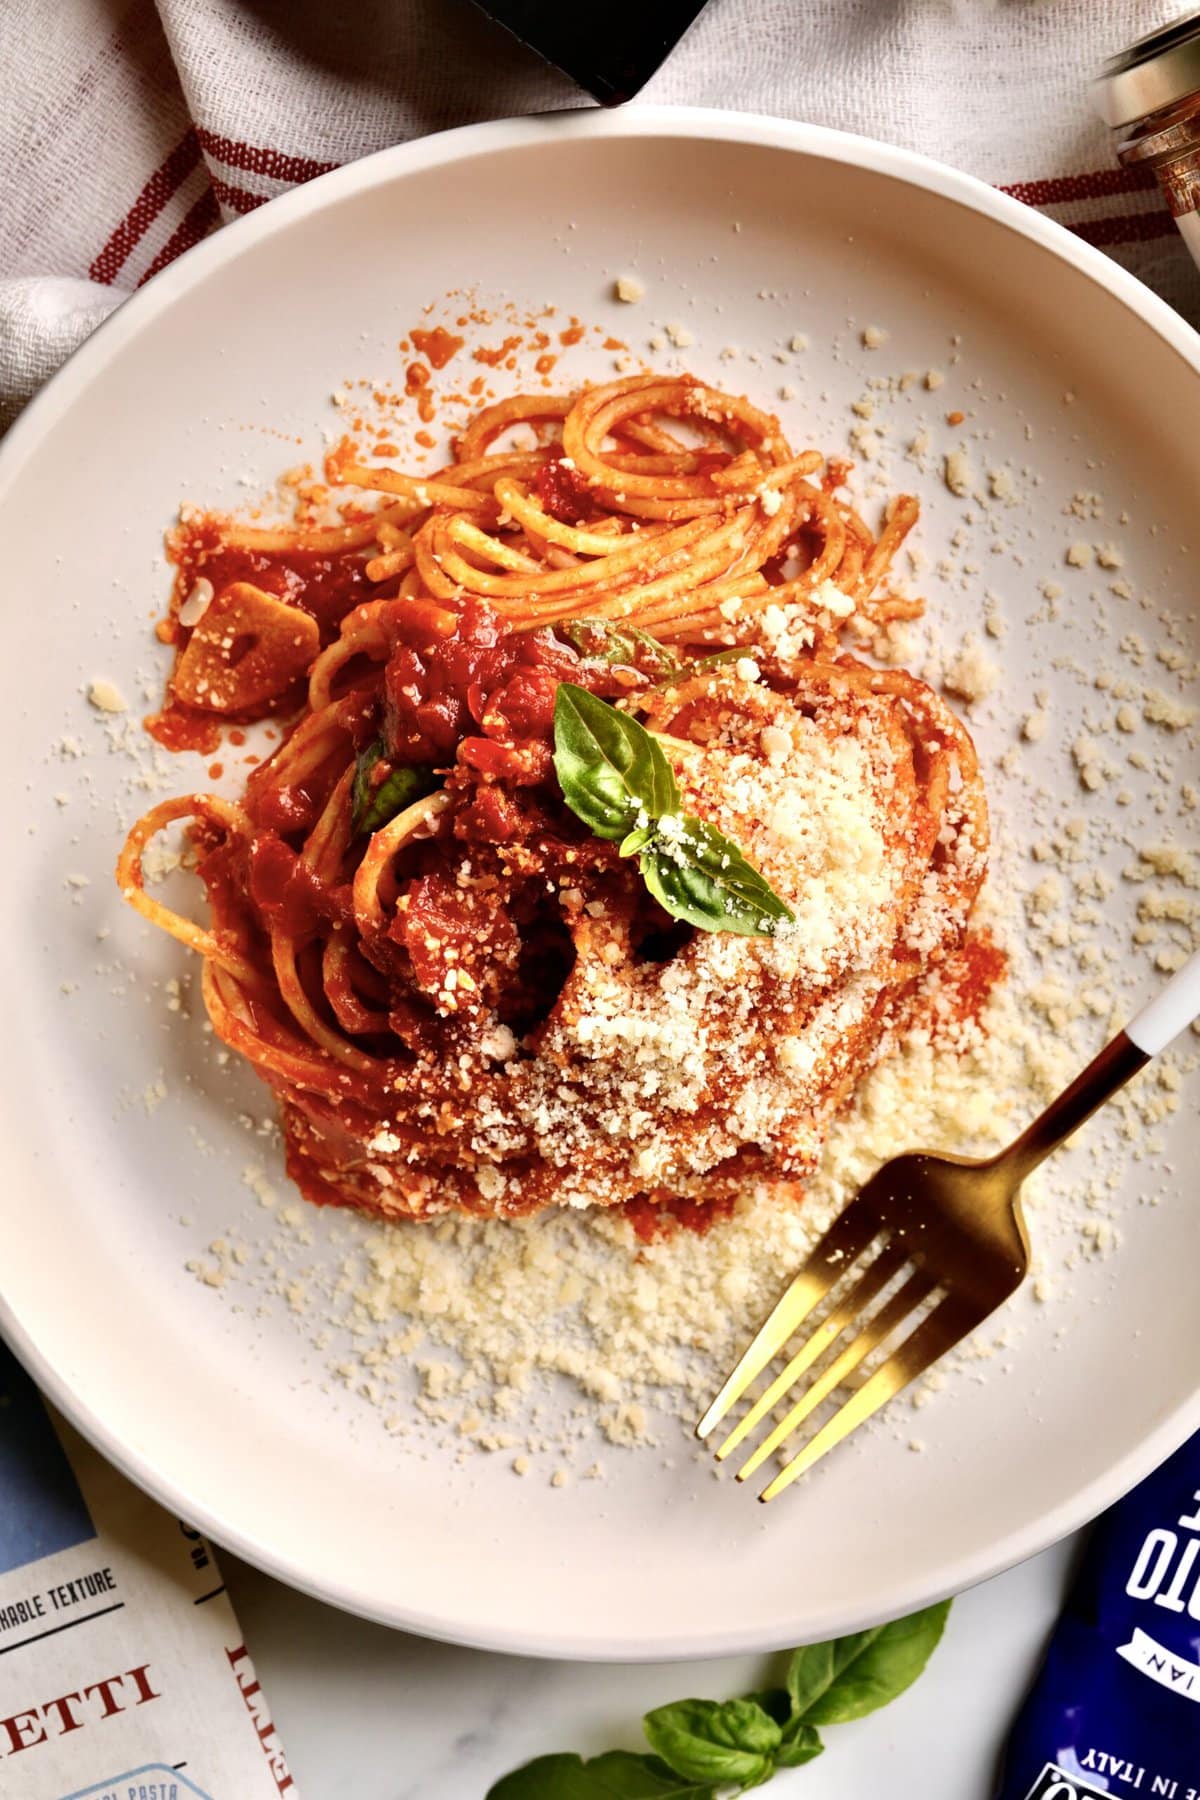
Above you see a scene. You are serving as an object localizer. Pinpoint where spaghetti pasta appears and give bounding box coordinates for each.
[119,374,990,1223]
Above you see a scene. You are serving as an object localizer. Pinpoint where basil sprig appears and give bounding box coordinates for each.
[552,683,792,938]
[653,648,748,689]
[555,616,683,677]
[351,739,439,836]
[487,1602,950,1796]
[554,617,752,690]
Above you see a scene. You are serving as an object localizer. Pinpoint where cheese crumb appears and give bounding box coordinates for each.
[613,275,644,304]
[862,325,889,349]
[944,448,973,498]
[943,636,999,703]
[811,578,855,619]
[1143,689,1197,730]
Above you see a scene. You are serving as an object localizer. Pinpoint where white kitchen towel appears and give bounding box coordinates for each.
[2,0,1198,427]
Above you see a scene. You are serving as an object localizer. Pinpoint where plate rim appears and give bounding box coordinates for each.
[3,105,1200,1661]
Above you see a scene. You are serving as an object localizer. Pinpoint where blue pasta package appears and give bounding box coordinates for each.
[997,1431,1200,1799]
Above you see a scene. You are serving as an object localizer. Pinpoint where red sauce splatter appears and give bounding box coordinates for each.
[415,430,435,449]
[410,326,464,370]
[602,336,625,351]
[208,761,223,780]
[473,335,522,368]
[374,442,400,458]
[405,362,431,396]
[559,322,585,346]
[535,353,557,376]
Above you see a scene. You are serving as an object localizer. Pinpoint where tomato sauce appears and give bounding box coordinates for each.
[936,931,1008,1034]
[381,599,600,776]
[535,456,591,524]
[248,834,350,937]
[173,523,373,643]
[146,697,224,755]
[620,1192,738,1243]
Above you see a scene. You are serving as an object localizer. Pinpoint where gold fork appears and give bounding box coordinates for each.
[697,947,1200,1501]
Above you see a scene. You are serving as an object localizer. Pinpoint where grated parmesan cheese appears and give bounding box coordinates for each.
[943,636,999,704]
[944,448,973,498]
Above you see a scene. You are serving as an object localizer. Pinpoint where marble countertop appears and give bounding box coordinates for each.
[225,1534,1077,1798]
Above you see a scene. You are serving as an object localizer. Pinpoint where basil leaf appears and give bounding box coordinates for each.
[776,1721,824,1768]
[486,1750,714,1799]
[555,617,681,676]
[742,1688,792,1728]
[643,1698,779,1788]
[553,683,679,840]
[788,1600,951,1726]
[351,738,439,836]
[618,824,658,859]
[351,738,385,827]
[640,815,793,938]
[654,648,747,689]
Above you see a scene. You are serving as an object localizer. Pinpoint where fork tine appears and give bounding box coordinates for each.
[695,1205,883,1440]
[713,1238,908,1462]
[735,1266,935,1482]
[758,1292,980,1502]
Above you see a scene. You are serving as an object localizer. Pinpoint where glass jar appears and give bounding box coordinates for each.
[1094,10,1200,270]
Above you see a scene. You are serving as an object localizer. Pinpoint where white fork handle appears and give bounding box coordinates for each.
[1125,945,1200,1057]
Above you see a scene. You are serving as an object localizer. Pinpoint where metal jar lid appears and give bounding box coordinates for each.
[1094,8,1200,128]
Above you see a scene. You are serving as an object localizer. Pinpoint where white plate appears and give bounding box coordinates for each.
[2,110,1199,1660]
